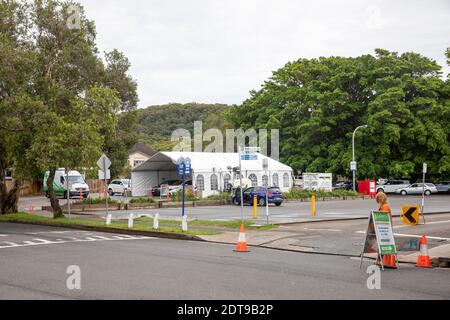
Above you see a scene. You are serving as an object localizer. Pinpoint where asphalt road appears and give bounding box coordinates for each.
[1,222,449,300]
[19,194,450,224]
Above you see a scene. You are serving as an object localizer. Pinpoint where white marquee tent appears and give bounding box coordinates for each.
[131,152,294,198]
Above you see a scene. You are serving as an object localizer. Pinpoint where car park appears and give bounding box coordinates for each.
[395,183,438,196]
[376,180,410,194]
[108,179,131,196]
[231,186,284,206]
[436,181,450,194]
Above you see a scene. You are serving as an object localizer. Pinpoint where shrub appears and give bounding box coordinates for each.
[129,197,155,204]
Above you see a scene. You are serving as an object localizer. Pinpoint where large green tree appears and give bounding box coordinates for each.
[227,49,450,182]
[0,0,137,217]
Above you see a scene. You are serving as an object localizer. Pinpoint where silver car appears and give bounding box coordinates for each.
[436,181,450,194]
[395,183,438,196]
[376,180,410,194]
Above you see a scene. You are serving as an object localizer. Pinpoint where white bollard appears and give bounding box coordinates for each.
[153,213,159,230]
[106,214,112,225]
[128,213,134,228]
[182,215,188,232]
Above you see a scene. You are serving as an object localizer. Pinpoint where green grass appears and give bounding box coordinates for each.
[82,197,118,205]
[204,193,231,201]
[283,189,359,200]
[129,197,155,204]
[0,213,218,236]
[0,213,277,235]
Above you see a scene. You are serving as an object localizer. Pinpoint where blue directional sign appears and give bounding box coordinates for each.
[241,154,258,161]
[177,157,192,176]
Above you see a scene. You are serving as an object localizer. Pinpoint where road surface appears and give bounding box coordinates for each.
[0,222,449,300]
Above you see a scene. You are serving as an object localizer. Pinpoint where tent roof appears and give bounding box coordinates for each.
[132,152,293,173]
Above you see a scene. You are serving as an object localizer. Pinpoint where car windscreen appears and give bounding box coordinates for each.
[68,176,85,184]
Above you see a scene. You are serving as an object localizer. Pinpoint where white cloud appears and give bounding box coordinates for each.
[78,0,450,108]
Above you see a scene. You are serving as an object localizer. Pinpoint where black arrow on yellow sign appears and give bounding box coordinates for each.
[403,207,417,224]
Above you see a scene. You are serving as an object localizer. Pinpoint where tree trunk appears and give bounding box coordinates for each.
[47,168,63,218]
[0,157,20,215]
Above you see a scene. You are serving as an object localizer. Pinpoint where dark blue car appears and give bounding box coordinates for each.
[232,187,284,206]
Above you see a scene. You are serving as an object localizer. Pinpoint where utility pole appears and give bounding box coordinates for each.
[352,125,369,191]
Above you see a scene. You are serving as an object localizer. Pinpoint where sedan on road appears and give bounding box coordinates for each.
[436,181,450,194]
[395,183,438,196]
[107,179,131,196]
[232,186,284,206]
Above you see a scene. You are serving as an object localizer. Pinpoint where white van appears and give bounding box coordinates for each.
[43,169,89,199]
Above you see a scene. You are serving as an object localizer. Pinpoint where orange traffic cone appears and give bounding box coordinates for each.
[382,254,397,269]
[235,224,249,253]
[417,235,432,268]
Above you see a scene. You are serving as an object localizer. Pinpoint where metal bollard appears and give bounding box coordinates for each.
[253,195,258,219]
[312,193,316,217]
[182,215,188,232]
[106,214,112,225]
[153,213,159,230]
[128,213,134,228]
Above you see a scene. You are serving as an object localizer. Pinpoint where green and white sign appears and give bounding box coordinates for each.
[360,211,398,270]
[372,211,397,255]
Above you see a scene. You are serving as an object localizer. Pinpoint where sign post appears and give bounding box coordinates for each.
[66,168,71,218]
[360,211,398,271]
[421,163,427,224]
[97,154,111,220]
[177,157,191,232]
[263,158,269,225]
[239,147,260,223]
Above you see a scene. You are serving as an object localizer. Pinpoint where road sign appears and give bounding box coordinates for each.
[241,154,258,161]
[350,161,357,171]
[360,211,398,270]
[423,163,428,174]
[97,154,111,170]
[177,157,192,176]
[98,170,111,180]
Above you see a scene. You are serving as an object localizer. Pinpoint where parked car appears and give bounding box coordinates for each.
[376,180,410,194]
[151,180,192,196]
[395,183,438,196]
[232,186,284,206]
[436,181,450,194]
[108,179,131,196]
[333,181,353,190]
[43,169,89,199]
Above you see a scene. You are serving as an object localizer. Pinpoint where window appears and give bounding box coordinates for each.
[5,168,13,179]
[283,173,290,188]
[223,174,231,189]
[272,174,279,187]
[248,174,258,187]
[262,175,269,187]
[133,160,145,168]
[210,174,218,191]
[196,175,205,191]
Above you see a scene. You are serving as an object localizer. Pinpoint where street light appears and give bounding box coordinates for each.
[352,125,369,192]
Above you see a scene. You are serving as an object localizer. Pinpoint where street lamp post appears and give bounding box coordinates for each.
[352,125,369,192]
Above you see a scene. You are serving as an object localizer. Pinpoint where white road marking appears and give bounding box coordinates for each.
[355,230,450,241]
[394,220,450,229]
[0,234,8,237]
[0,234,156,250]
[304,228,342,232]
[392,233,450,241]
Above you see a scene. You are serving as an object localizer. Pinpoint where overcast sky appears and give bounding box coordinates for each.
[77,0,450,108]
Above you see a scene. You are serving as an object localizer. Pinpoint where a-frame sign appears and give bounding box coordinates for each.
[360,211,399,271]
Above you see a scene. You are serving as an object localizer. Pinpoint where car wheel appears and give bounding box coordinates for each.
[425,190,431,196]
[401,190,407,196]
[258,197,266,206]
[275,203,282,207]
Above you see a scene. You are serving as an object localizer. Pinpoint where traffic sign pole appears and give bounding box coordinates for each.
[104,156,108,219]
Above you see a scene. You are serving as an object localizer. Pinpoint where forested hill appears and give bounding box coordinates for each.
[134,103,231,150]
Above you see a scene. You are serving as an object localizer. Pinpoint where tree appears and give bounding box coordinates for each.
[0,0,136,217]
[227,49,450,182]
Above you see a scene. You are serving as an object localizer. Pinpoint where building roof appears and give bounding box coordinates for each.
[128,143,158,157]
[132,152,293,173]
